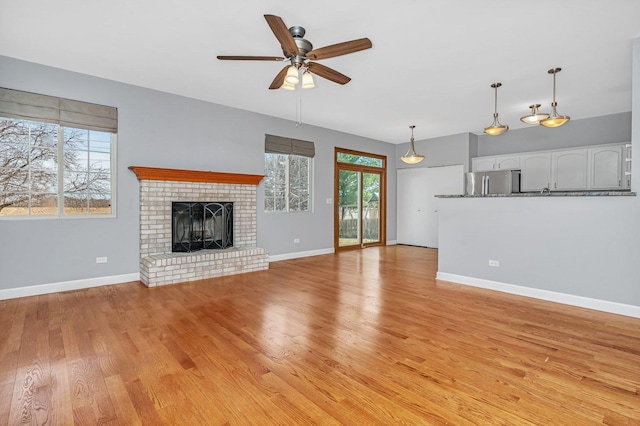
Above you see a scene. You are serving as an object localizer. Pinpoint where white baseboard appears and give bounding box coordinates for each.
[436,272,640,319]
[0,273,140,301]
[387,240,397,245]
[269,248,334,262]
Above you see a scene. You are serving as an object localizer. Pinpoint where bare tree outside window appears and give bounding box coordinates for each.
[264,153,311,213]
[0,117,113,216]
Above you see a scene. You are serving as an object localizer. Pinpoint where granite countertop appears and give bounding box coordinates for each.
[437,191,636,198]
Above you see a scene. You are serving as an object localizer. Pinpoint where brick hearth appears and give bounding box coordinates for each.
[130,167,269,287]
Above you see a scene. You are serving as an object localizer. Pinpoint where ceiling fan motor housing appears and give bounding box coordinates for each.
[286,26,313,58]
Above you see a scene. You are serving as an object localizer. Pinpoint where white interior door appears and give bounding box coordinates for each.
[397,165,464,248]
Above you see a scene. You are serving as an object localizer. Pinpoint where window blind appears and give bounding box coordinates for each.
[265,134,315,158]
[0,87,117,133]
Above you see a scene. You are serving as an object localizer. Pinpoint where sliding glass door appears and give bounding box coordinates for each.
[335,148,386,251]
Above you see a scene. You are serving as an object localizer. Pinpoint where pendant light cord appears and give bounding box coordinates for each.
[552,71,556,103]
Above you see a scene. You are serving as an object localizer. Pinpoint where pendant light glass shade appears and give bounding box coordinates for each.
[285,65,300,85]
[301,71,315,89]
[400,125,425,164]
[520,104,550,125]
[484,83,509,136]
[540,68,570,128]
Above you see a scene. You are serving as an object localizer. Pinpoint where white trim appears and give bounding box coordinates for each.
[269,248,334,262]
[436,272,640,319]
[0,273,140,301]
[387,240,397,245]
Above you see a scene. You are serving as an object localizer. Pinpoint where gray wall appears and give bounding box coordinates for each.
[477,112,631,156]
[438,196,640,305]
[436,38,640,308]
[0,55,396,290]
[396,132,473,172]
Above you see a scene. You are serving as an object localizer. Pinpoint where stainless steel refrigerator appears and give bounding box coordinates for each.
[465,169,521,195]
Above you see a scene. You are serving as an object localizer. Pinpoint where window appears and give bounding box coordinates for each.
[0,88,117,217]
[264,134,314,213]
[337,151,384,168]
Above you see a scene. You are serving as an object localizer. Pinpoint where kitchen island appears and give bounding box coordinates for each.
[434,191,640,318]
[437,191,636,198]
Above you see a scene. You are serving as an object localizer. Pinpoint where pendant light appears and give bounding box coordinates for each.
[400,125,425,164]
[520,104,549,125]
[484,83,509,136]
[540,68,570,128]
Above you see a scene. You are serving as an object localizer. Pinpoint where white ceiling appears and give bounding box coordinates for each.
[1,1,639,143]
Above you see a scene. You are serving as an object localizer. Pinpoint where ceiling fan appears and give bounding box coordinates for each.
[217,14,372,89]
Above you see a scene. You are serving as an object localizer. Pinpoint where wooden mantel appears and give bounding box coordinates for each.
[129,166,264,185]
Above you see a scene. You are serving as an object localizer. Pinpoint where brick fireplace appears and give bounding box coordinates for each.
[130,166,269,287]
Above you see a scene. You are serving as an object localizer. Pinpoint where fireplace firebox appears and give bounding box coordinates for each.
[172,202,233,252]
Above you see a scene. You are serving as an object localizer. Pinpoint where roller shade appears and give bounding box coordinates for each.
[0,87,117,133]
[265,134,315,158]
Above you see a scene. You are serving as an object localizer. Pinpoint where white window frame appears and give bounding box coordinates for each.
[0,88,117,219]
[0,117,117,219]
[264,153,313,213]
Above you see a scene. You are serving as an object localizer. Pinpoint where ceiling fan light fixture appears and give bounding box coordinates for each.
[520,104,550,125]
[301,71,315,89]
[400,125,425,164]
[281,79,296,90]
[540,68,570,128]
[285,65,299,84]
[484,82,509,136]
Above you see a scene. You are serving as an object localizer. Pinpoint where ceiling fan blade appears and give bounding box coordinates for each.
[217,55,285,61]
[306,38,372,60]
[269,65,290,90]
[264,14,299,57]
[306,62,351,85]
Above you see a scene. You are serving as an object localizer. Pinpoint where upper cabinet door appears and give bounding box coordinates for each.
[552,149,588,191]
[496,156,520,170]
[623,144,632,189]
[472,157,496,172]
[521,153,551,192]
[589,146,623,189]
[472,155,520,172]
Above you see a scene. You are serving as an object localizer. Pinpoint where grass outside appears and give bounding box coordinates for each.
[0,207,111,216]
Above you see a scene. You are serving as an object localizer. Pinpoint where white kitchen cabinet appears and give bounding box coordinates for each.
[520,152,551,192]
[472,157,496,172]
[589,146,623,190]
[623,143,632,189]
[472,142,630,192]
[552,149,588,191]
[496,155,520,170]
[472,155,520,172]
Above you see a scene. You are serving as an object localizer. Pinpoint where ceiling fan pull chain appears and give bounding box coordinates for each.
[296,85,303,127]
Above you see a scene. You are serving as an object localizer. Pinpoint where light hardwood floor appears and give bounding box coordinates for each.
[1,246,639,425]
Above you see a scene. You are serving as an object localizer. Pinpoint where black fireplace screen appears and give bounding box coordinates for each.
[172,202,233,252]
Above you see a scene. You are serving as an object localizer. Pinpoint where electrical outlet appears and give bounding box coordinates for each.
[326,198,333,204]
[488,259,500,267]
[293,238,300,244]
[96,256,108,264]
